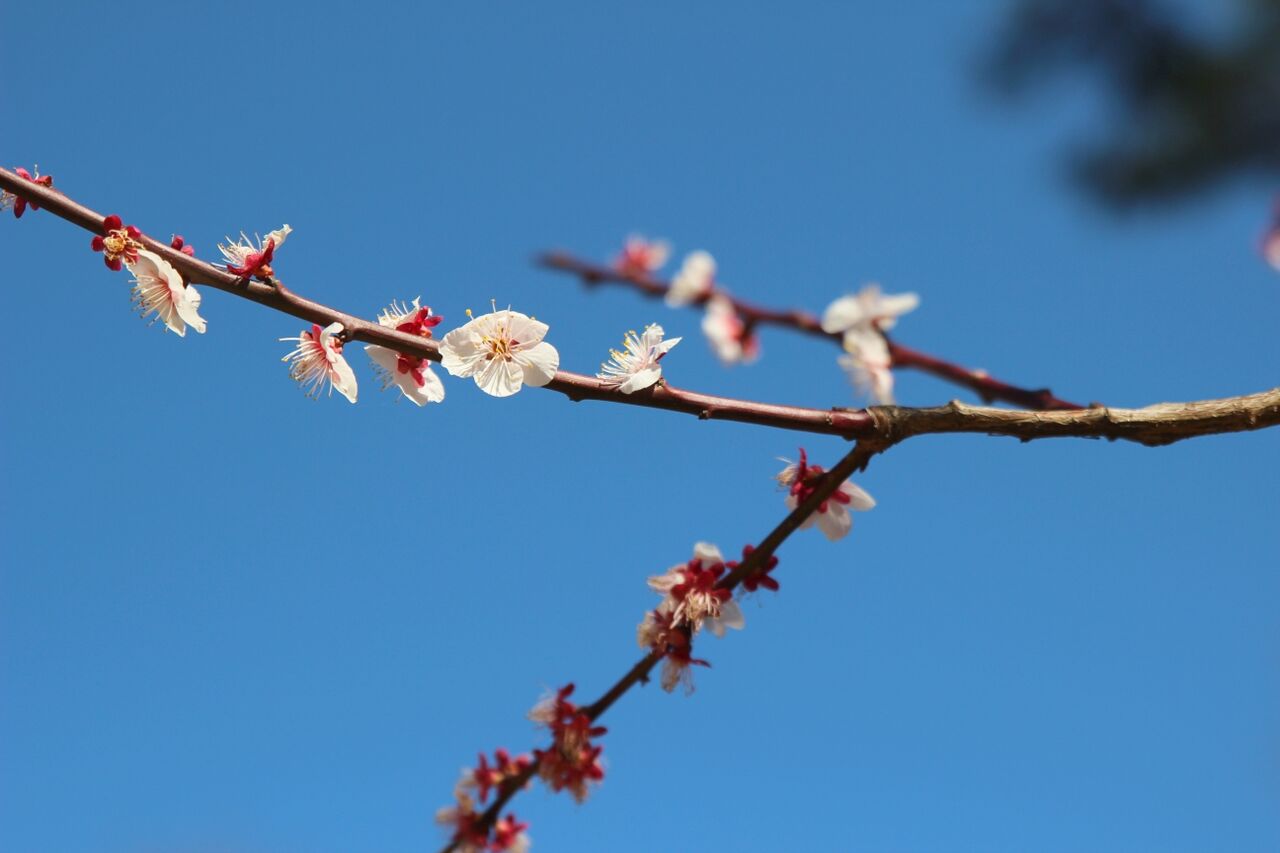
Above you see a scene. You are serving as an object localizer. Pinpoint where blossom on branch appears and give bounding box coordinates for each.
[440,304,559,397]
[733,544,780,594]
[457,748,532,805]
[614,234,670,276]
[365,298,445,406]
[436,791,528,853]
[280,321,358,402]
[127,249,206,336]
[2,166,53,218]
[596,323,681,393]
[821,283,919,353]
[529,684,607,803]
[90,214,142,271]
[666,250,716,306]
[839,331,895,404]
[702,294,760,365]
[637,606,710,694]
[647,542,744,637]
[776,448,875,541]
[218,224,292,279]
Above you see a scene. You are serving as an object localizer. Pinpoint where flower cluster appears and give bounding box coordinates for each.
[597,323,681,393]
[614,234,670,277]
[365,298,446,406]
[822,284,918,404]
[436,793,529,853]
[528,684,607,803]
[2,166,53,218]
[640,543,747,693]
[91,214,142,271]
[776,448,875,541]
[437,748,533,853]
[219,224,291,279]
[702,294,759,365]
[666,250,716,307]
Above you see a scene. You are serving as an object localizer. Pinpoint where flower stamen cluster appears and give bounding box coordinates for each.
[280,321,358,402]
[218,224,291,279]
[528,684,606,803]
[91,214,142,271]
[596,323,681,393]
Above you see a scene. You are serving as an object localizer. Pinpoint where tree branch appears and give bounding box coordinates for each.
[536,250,1088,410]
[439,442,882,852]
[4,169,1276,450]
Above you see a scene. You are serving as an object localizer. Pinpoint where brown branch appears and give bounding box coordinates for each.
[440,442,882,852]
[536,250,1088,410]
[4,168,1276,452]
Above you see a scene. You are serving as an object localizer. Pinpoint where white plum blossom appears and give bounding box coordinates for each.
[364,297,445,406]
[776,452,875,541]
[666,250,716,306]
[647,542,745,637]
[616,235,671,275]
[839,330,895,404]
[280,321,358,403]
[439,305,560,397]
[596,323,682,393]
[701,294,759,365]
[821,283,919,353]
[126,249,206,336]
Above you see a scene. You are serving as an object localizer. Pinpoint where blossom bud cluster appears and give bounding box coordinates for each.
[1,166,53,218]
[436,748,533,853]
[527,683,607,803]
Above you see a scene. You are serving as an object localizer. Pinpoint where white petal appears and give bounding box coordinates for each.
[330,354,358,403]
[439,328,486,378]
[821,294,869,333]
[713,599,745,635]
[475,355,524,397]
[693,542,723,563]
[505,311,549,345]
[411,365,446,404]
[876,291,919,321]
[841,481,876,511]
[175,284,206,335]
[266,224,292,248]
[816,504,853,541]
[618,366,661,394]
[515,341,559,387]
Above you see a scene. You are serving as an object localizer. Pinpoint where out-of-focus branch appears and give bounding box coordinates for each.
[439,442,882,852]
[5,169,1277,450]
[536,250,1088,410]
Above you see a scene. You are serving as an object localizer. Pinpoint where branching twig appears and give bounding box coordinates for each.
[439,442,882,852]
[536,250,1087,410]
[3,168,1276,449]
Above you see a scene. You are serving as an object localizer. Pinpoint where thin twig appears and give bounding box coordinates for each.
[439,442,882,852]
[536,250,1087,410]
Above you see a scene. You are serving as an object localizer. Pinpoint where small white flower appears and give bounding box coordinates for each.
[701,294,759,365]
[666,250,716,306]
[839,331,895,404]
[777,453,875,542]
[439,304,560,397]
[821,283,919,350]
[280,321,358,403]
[597,323,681,393]
[647,542,745,637]
[126,249,206,336]
[616,235,671,275]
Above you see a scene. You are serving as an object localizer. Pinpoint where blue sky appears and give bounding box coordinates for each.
[2,2,1278,851]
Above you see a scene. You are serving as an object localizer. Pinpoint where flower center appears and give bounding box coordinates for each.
[483,330,518,361]
[103,230,131,258]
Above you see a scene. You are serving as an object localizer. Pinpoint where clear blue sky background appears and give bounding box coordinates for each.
[2,2,1277,851]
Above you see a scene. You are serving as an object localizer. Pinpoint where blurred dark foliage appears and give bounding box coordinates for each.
[986,0,1280,205]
